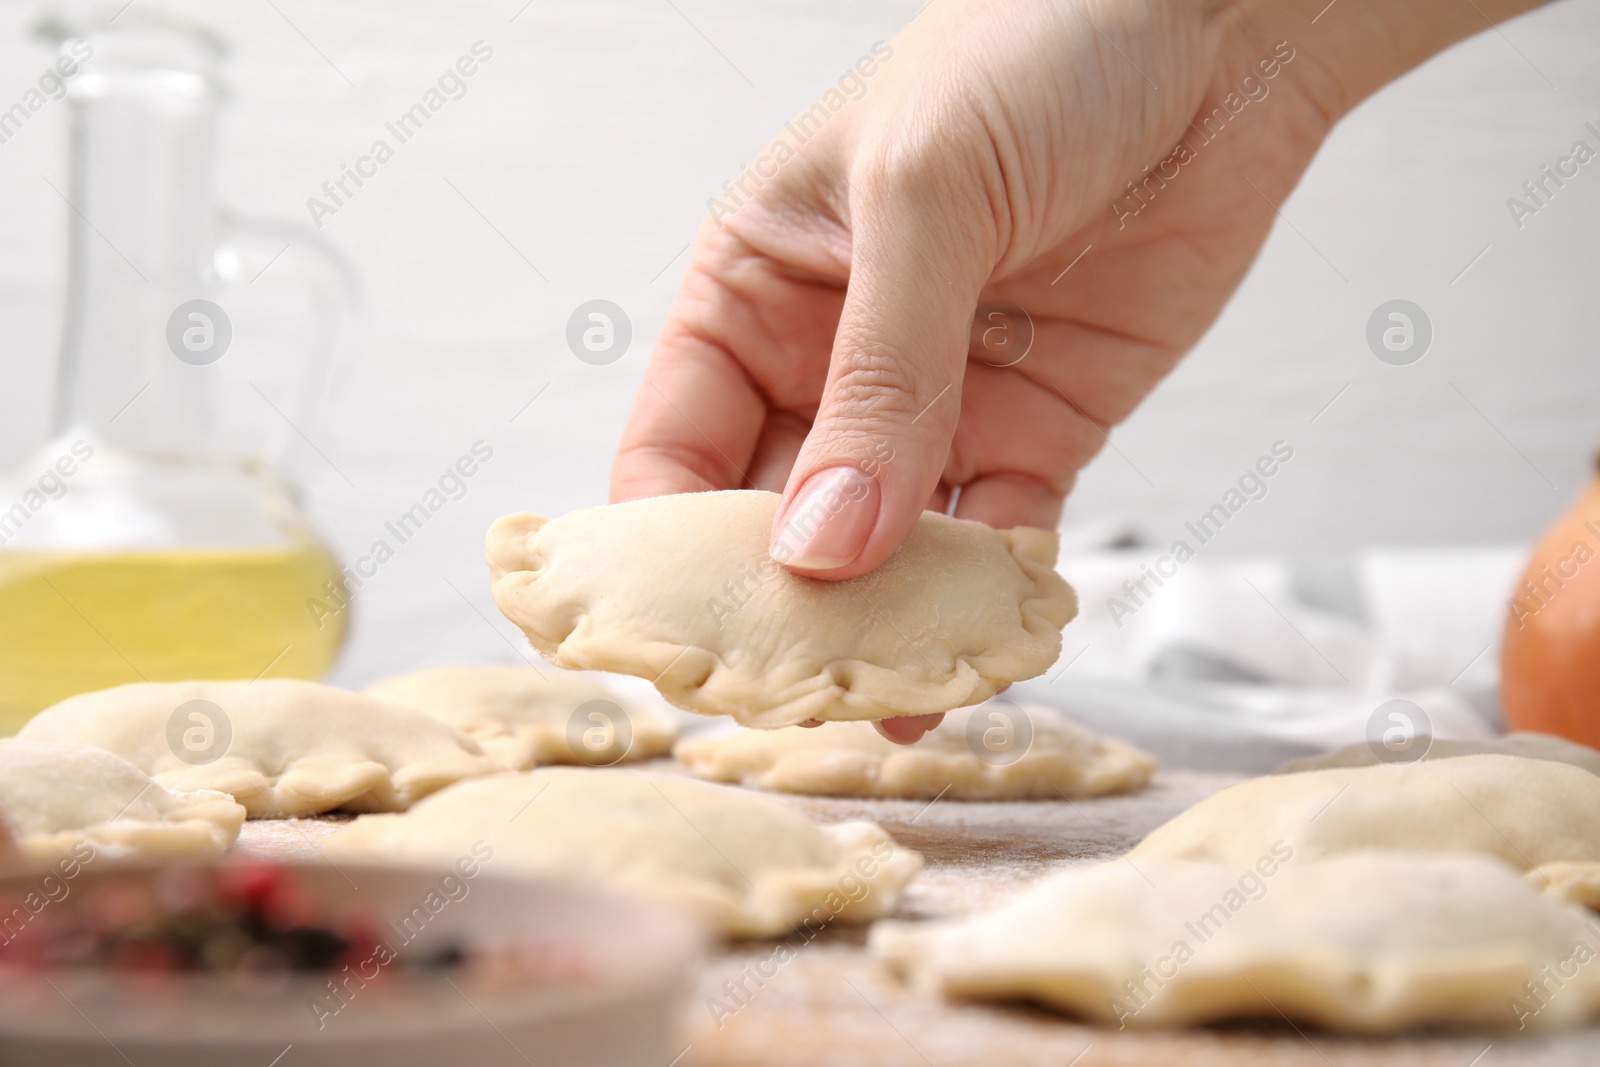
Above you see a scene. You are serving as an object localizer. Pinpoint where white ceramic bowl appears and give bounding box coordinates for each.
[0,862,703,1067]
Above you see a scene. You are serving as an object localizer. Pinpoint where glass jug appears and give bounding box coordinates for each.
[0,6,361,731]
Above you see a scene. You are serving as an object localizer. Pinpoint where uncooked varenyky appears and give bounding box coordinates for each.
[1131,754,1600,908]
[365,663,679,770]
[674,702,1154,799]
[0,739,244,859]
[487,490,1076,728]
[328,766,924,938]
[19,679,498,817]
[872,851,1600,1031]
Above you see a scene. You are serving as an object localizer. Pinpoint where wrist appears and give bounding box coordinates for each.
[1212,0,1551,123]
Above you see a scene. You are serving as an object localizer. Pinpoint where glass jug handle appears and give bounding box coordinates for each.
[211,210,364,474]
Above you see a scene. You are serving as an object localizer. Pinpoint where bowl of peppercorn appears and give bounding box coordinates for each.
[0,853,703,1067]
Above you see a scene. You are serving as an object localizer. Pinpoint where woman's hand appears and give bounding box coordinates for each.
[611,0,1544,742]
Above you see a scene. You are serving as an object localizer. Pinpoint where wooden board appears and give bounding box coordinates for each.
[235,766,1600,1067]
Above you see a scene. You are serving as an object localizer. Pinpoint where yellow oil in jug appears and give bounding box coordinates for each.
[0,542,347,733]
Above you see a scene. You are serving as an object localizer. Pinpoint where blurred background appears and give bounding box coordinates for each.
[0,0,1596,752]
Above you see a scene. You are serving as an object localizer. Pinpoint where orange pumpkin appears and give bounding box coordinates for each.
[1501,457,1600,746]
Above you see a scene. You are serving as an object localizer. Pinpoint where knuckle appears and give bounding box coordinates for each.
[827,349,941,427]
[852,87,1005,231]
[857,124,977,212]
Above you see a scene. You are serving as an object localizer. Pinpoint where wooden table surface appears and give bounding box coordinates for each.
[236,764,1600,1067]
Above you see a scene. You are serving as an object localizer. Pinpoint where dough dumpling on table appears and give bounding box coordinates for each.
[674,702,1155,799]
[871,851,1600,1032]
[364,663,680,770]
[18,680,498,818]
[326,766,923,938]
[1275,731,1600,777]
[0,740,244,860]
[1130,754,1600,904]
[486,490,1076,728]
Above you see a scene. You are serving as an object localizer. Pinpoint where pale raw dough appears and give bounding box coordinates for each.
[0,740,244,860]
[1276,731,1600,777]
[326,766,923,938]
[487,490,1076,728]
[1130,755,1600,883]
[674,703,1154,799]
[363,663,680,770]
[18,680,498,818]
[871,851,1600,1031]
[1529,861,1600,909]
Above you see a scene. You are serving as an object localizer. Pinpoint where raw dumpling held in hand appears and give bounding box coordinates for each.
[487,490,1076,729]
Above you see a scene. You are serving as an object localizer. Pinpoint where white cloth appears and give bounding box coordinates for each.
[1029,523,1527,759]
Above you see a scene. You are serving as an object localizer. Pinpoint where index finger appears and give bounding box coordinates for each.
[611,211,854,503]
[609,305,765,503]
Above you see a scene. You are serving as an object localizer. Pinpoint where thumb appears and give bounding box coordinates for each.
[769,175,992,579]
